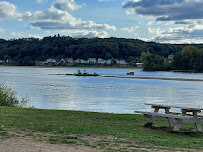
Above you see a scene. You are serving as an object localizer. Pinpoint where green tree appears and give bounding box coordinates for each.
[195,48,203,72]
[143,54,172,71]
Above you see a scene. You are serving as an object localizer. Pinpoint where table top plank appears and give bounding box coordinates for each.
[145,103,203,111]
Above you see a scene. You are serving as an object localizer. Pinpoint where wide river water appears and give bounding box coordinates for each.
[0,66,203,113]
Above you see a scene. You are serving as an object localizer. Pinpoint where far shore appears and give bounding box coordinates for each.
[0,64,140,69]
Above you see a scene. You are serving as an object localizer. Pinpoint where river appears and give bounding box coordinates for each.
[0,66,203,113]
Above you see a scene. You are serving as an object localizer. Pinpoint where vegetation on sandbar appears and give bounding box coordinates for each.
[74,70,100,76]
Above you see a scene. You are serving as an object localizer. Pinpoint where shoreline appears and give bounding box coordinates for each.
[0,65,140,70]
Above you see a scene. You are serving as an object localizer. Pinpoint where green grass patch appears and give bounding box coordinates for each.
[0,106,202,151]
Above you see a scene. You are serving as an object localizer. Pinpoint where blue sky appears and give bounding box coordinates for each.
[0,0,202,43]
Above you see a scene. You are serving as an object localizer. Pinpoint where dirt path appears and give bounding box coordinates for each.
[0,137,201,152]
[0,138,100,152]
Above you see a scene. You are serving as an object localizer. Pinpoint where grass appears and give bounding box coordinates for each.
[0,106,202,151]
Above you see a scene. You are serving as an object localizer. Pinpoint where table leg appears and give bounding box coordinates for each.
[181,109,186,116]
[165,108,174,127]
[195,123,202,132]
[173,121,182,132]
[149,108,159,123]
[193,112,198,118]
[168,118,174,128]
[149,107,159,125]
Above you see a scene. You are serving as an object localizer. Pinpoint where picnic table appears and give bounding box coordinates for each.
[135,103,203,132]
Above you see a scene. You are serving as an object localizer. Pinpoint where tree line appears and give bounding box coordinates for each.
[0,35,202,67]
[142,46,203,72]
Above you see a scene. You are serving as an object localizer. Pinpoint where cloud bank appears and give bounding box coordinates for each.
[22,0,116,34]
[0,1,22,20]
[123,0,203,43]
[123,0,203,21]
[53,0,84,11]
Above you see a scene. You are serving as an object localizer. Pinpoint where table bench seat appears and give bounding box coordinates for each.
[134,111,203,132]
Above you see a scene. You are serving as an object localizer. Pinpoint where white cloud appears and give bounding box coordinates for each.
[10,32,43,39]
[53,0,84,11]
[147,27,161,35]
[0,1,22,20]
[36,0,48,3]
[147,21,154,26]
[148,24,203,44]
[0,28,4,33]
[98,0,112,2]
[121,26,139,33]
[123,0,203,21]
[60,30,109,38]
[125,8,135,15]
[22,6,116,31]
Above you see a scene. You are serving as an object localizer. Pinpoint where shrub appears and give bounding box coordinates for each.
[74,70,100,76]
[0,84,30,107]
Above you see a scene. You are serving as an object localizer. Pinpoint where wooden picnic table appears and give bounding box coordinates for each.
[135,103,203,132]
[145,103,203,117]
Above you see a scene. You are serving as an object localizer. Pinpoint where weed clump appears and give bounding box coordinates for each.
[0,84,30,107]
[74,70,99,76]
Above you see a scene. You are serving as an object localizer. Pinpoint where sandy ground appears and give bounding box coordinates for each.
[0,137,201,152]
[0,138,100,152]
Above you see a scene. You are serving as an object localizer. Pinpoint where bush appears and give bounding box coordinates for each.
[0,84,30,107]
[74,70,100,76]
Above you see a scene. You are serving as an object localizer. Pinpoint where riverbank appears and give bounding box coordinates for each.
[0,64,140,69]
[0,107,202,151]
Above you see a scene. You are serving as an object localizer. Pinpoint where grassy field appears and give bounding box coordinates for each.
[0,106,202,151]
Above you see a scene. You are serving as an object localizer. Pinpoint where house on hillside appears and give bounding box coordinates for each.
[88,58,97,64]
[75,59,80,64]
[168,54,174,63]
[80,59,88,64]
[119,59,127,65]
[65,58,74,65]
[106,59,112,65]
[46,58,57,63]
[136,63,143,68]
[97,58,106,64]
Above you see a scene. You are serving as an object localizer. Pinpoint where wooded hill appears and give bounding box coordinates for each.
[0,36,202,66]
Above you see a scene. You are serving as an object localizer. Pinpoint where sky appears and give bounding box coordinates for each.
[0,0,203,44]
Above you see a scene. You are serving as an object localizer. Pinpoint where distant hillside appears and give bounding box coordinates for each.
[0,36,202,66]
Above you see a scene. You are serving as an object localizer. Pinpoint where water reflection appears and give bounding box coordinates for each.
[0,66,203,113]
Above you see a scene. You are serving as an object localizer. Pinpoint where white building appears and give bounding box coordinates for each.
[80,59,88,64]
[75,59,80,64]
[97,58,106,64]
[46,58,56,63]
[88,58,97,64]
[65,58,74,65]
[119,59,127,65]
[106,59,112,65]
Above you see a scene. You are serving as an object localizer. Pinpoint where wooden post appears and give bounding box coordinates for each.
[149,107,159,124]
[165,107,174,127]
[195,123,202,132]
[173,120,182,132]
